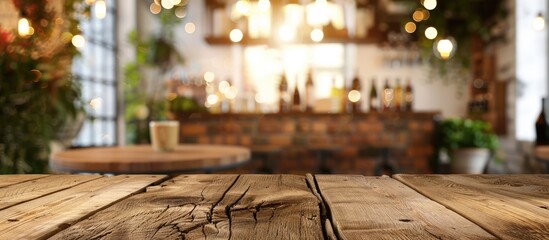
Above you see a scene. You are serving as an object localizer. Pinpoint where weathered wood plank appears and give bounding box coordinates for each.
[0,174,48,188]
[0,175,101,210]
[212,174,323,240]
[0,175,165,239]
[316,175,496,240]
[51,174,323,240]
[50,174,239,239]
[395,174,549,240]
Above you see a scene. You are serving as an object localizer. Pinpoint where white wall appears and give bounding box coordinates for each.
[516,0,547,141]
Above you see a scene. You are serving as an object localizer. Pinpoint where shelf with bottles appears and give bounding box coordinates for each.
[203,0,393,46]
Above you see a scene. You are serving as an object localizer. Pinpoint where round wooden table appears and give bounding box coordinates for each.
[50,144,251,174]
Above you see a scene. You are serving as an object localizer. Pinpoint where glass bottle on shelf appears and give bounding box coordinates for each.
[382,78,393,112]
[341,79,348,113]
[305,71,314,113]
[330,77,340,113]
[404,78,413,111]
[394,78,402,112]
[278,74,288,113]
[350,75,362,113]
[292,84,301,112]
[369,77,379,112]
[536,97,549,145]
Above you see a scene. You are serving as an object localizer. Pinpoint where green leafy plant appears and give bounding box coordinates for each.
[124,5,186,144]
[0,0,88,173]
[439,118,499,155]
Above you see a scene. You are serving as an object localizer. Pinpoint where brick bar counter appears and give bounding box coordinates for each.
[174,112,440,174]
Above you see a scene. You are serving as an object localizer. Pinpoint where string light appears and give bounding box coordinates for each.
[424,27,438,40]
[423,0,437,10]
[404,22,416,33]
[150,3,161,14]
[310,28,324,42]
[204,72,215,82]
[230,29,244,42]
[71,35,86,48]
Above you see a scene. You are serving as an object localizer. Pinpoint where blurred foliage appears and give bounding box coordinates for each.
[124,4,186,144]
[402,0,508,83]
[0,0,88,173]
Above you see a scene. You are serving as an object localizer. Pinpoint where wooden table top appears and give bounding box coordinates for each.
[1,174,548,239]
[50,144,251,174]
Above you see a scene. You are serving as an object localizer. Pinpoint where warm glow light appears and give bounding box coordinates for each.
[425,27,438,39]
[230,29,244,42]
[423,0,437,10]
[404,22,416,33]
[225,87,238,99]
[348,90,361,103]
[207,94,219,105]
[235,0,251,16]
[306,0,331,26]
[89,97,103,111]
[278,25,295,42]
[284,3,304,27]
[255,93,265,103]
[422,10,430,20]
[185,22,196,33]
[95,0,107,19]
[436,39,454,60]
[204,72,215,82]
[258,0,270,11]
[218,80,230,93]
[310,28,324,42]
[150,3,161,14]
[533,13,546,31]
[71,35,86,48]
[161,0,174,9]
[412,10,424,22]
[175,7,186,18]
[170,0,182,5]
[18,18,30,36]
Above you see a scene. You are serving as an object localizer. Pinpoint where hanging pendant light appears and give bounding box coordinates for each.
[433,36,457,60]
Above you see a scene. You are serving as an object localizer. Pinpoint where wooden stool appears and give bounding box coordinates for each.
[251,145,283,174]
[308,144,341,174]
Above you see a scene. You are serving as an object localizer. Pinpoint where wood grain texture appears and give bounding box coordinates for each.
[0,174,100,210]
[50,144,251,174]
[395,174,549,240]
[214,175,323,240]
[50,174,239,239]
[316,175,496,240]
[51,174,323,240]
[0,175,165,239]
[0,174,48,188]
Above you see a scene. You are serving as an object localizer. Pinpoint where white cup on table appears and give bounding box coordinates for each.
[149,121,179,152]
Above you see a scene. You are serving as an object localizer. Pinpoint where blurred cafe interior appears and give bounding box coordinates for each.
[1,0,549,175]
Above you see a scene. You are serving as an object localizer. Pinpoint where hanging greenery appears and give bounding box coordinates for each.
[0,0,89,173]
[402,0,508,86]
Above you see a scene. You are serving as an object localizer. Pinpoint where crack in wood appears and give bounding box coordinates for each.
[208,175,240,224]
[225,185,251,239]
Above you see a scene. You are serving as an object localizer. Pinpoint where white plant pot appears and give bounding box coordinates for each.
[450,148,491,174]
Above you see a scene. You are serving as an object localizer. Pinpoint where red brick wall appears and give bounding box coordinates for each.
[175,112,439,175]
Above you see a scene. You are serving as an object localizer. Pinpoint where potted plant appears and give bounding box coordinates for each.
[439,118,499,173]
